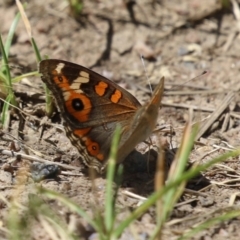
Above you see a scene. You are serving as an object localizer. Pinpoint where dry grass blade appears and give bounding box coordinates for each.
[229,192,240,206]
[168,109,193,179]
[16,0,32,38]
[38,215,60,240]
[165,89,226,96]
[196,92,235,140]
[122,190,147,201]
[154,142,165,240]
[162,101,214,112]
[149,110,197,240]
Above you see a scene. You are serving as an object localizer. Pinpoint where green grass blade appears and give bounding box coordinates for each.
[12,71,39,83]
[31,37,41,62]
[16,0,53,115]
[0,35,12,88]
[68,0,84,18]
[150,123,198,240]
[0,34,17,105]
[105,125,121,234]
[38,187,100,232]
[164,124,198,214]
[113,148,240,238]
[0,35,17,127]
[1,94,11,128]
[7,203,25,240]
[31,37,53,115]
[3,12,20,60]
[0,71,7,82]
[179,209,240,240]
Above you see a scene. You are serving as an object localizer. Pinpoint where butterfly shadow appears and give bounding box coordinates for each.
[117,148,210,197]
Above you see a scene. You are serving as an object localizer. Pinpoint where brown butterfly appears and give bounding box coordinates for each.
[39,59,164,172]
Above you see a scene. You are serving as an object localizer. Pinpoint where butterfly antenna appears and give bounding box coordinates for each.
[141,55,153,94]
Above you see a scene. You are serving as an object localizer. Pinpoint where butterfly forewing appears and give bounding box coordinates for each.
[40,59,141,128]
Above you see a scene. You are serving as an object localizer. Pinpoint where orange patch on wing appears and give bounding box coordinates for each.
[52,69,93,123]
[52,70,70,89]
[73,128,91,137]
[85,138,104,161]
[95,81,108,96]
[111,89,122,103]
[65,92,92,122]
[97,153,104,161]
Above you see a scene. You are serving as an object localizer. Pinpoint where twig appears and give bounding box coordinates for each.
[165,83,211,90]
[174,198,198,207]
[162,101,214,112]
[0,149,80,171]
[184,188,208,197]
[165,89,226,96]
[196,92,235,140]
[162,101,240,120]
[210,177,240,185]
[122,190,147,201]
[221,112,230,132]
[194,148,220,163]
[229,192,240,206]
[61,171,83,176]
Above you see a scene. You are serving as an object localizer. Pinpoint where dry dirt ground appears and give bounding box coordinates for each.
[1,0,240,239]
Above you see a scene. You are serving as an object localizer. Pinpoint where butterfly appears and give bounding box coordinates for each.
[39,59,164,172]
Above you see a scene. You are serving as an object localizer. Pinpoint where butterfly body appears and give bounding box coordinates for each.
[39,59,164,172]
